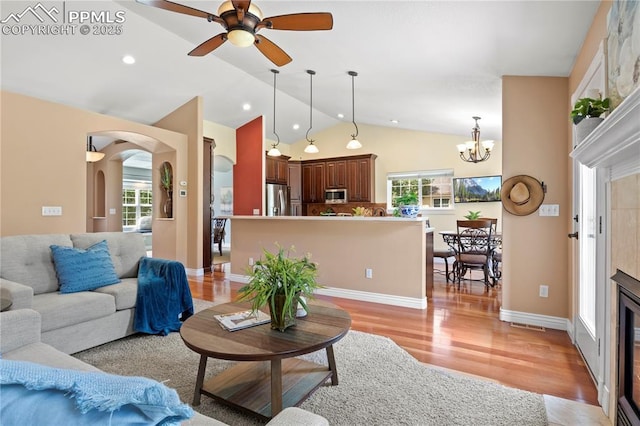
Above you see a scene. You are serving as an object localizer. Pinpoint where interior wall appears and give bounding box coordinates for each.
[234,116,264,215]
[153,97,203,270]
[0,92,187,248]
[501,76,569,318]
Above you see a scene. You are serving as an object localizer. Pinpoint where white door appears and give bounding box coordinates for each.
[572,163,607,398]
[574,164,598,376]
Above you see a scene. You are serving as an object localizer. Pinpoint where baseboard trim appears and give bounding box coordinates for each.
[499,308,569,331]
[186,268,204,277]
[227,274,427,309]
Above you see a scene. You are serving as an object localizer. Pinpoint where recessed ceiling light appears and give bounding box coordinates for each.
[390,119,399,124]
[292,124,300,130]
[122,55,135,65]
[242,103,251,111]
[337,113,344,119]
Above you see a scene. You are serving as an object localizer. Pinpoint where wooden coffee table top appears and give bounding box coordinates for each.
[180,300,352,362]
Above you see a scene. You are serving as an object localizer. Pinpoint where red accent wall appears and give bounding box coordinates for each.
[233,116,263,215]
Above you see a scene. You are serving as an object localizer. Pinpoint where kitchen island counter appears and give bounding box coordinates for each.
[229,216,433,309]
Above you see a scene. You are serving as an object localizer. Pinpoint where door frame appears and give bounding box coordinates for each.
[570,39,610,413]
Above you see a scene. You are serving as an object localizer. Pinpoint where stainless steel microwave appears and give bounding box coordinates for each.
[325,188,347,204]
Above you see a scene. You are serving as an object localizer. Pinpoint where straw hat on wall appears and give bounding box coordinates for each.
[500,175,545,216]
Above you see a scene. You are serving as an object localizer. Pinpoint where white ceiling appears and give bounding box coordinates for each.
[1,1,599,149]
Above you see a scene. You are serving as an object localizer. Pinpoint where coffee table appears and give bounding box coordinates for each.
[180,300,351,419]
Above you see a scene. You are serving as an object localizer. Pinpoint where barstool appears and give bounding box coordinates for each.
[433,248,455,282]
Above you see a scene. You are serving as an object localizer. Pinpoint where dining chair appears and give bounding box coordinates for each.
[454,219,494,289]
[212,218,227,256]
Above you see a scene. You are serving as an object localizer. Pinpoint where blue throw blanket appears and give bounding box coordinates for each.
[0,359,193,425]
[134,257,194,336]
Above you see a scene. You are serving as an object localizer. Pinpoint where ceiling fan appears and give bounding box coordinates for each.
[136,0,333,66]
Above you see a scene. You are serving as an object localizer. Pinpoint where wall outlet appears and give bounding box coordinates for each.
[253,209,260,215]
[539,285,549,298]
[109,208,116,215]
[42,206,62,216]
[365,268,373,279]
[248,257,254,266]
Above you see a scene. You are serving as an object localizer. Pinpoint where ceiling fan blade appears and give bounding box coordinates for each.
[188,34,227,56]
[254,35,292,67]
[263,13,333,31]
[135,0,215,20]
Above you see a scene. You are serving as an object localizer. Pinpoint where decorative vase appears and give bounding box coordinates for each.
[269,293,297,332]
[575,117,604,143]
[163,190,173,218]
[400,205,420,218]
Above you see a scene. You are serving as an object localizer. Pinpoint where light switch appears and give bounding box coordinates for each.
[42,206,62,216]
[539,204,560,216]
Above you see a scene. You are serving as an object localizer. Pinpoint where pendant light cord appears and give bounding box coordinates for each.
[349,71,359,138]
[271,69,280,145]
[306,70,315,143]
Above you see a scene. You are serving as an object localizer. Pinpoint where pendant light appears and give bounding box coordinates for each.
[304,70,319,154]
[86,136,105,162]
[346,70,362,150]
[456,116,494,163]
[267,69,282,157]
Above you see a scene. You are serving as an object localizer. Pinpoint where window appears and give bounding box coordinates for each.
[122,182,152,230]
[387,169,454,211]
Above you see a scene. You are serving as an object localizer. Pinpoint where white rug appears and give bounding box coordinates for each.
[75,299,548,425]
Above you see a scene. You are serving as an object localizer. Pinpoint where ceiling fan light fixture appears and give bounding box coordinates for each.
[227,29,255,47]
[217,1,263,20]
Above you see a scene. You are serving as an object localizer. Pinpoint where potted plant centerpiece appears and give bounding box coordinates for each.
[464,210,482,220]
[237,245,321,332]
[571,96,610,142]
[396,191,420,218]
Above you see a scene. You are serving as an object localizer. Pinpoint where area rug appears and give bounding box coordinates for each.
[75,299,548,425]
[212,249,230,265]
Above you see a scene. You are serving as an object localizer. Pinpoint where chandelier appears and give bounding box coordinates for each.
[456,116,494,163]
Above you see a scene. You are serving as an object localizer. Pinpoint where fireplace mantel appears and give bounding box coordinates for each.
[571,87,640,180]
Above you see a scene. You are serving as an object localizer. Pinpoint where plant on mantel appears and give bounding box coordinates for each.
[571,97,610,124]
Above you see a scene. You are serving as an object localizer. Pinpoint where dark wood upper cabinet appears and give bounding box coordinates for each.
[346,155,376,202]
[288,161,302,203]
[301,154,375,206]
[265,154,289,185]
[325,160,347,189]
[302,162,326,203]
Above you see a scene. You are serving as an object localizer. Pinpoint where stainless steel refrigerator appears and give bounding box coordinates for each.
[265,184,291,216]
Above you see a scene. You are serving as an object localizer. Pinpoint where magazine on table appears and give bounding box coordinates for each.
[214,309,271,331]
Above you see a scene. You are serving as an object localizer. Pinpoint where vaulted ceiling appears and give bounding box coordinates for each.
[1,1,599,148]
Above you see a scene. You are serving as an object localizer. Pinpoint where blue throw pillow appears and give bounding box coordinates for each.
[50,240,120,293]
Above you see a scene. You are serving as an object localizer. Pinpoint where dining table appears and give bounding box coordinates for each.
[439,231,502,285]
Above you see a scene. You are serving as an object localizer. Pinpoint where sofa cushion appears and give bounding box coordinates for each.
[71,233,146,279]
[50,241,121,294]
[92,278,137,310]
[32,292,116,332]
[0,234,72,295]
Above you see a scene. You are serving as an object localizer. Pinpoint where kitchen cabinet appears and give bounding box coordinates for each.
[265,154,289,185]
[347,155,376,202]
[288,161,302,202]
[325,160,347,189]
[302,162,325,203]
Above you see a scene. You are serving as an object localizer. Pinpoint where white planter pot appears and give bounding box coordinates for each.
[575,117,604,143]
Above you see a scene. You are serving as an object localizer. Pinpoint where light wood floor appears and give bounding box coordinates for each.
[188,264,598,406]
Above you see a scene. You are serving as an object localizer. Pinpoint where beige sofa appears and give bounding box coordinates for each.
[0,232,146,354]
[0,309,328,425]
